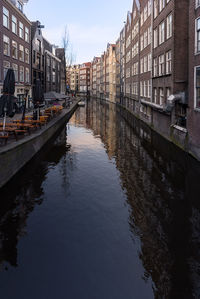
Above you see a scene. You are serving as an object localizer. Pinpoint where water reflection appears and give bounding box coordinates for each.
[0,126,69,271]
[73,99,200,298]
[0,99,199,298]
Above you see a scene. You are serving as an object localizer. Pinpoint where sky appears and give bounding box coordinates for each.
[24,0,133,64]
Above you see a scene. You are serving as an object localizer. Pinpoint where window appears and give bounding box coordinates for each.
[25,68,30,83]
[12,64,18,82]
[166,50,172,74]
[12,15,17,34]
[159,0,165,12]
[159,88,164,105]
[148,80,151,98]
[19,66,24,82]
[196,0,200,8]
[12,41,18,59]
[140,58,144,74]
[140,81,144,96]
[153,88,157,103]
[3,61,10,79]
[25,27,29,42]
[159,21,165,44]
[25,48,29,64]
[148,0,151,17]
[19,45,24,61]
[148,27,152,45]
[154,28,158,48]
[144,81,149,97]
[148,54,152,72]
[166,14,172,39]
[196,18,200,53]
[154,58,158,76]
[126,67,130,78]
[144,56,148,72]
[154,0,158,18]
[17,1,23,11]
[3,35,10,56]
[159,54,165,75]
[144,31,148,48]
[3,7,9,28]
[141,35,144,51]
[195,66,200,109]
[19,22,24,39]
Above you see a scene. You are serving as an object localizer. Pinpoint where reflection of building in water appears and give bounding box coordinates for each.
[83,99,200,298]
[0,131,70,271]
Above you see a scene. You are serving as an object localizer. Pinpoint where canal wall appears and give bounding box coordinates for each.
[95,97,200,162]
[0,100,79,189]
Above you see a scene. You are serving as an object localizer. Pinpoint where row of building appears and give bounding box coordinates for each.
[67,0,200,161]
[0,0,66,109]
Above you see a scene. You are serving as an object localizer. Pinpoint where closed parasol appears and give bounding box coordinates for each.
[32,79,44,120]
[0,69,17,131]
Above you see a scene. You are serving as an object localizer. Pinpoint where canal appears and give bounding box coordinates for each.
[0,98,199,299]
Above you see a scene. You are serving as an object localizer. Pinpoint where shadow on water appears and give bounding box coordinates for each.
[0,98,199,298]
[74,99,200,299]
[0,125,70,271]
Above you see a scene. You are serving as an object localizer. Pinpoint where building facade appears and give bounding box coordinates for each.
[79,62,91,95]
[188,0,200,159]
[31,20,44,91]
[43,39,62,93]
[55,48,66,94]
[0,0,31,108]
[66,65,80,93]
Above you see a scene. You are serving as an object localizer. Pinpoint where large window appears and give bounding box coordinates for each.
[159,88,164,105]
[19,66,24,82]
[12,41,18,59]
[166,50,172,74]
[166,14,172,39]
[154,28,158,48]
[25,68,30,83]
[12,64,18,82]
[25,27,29,42]
[3,35,10,56]
[25,48,29,64]
[195,66,200,109]
[12,15,17,34]
[19,22,24,39]
[159,54,165,76]
[3,7,9,28]
[196,18,200,53]
[154,58,158,76]
[19,45,24,61]
[159,21,165,44]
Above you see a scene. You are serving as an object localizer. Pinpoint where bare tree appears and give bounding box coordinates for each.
[62,26,76,67]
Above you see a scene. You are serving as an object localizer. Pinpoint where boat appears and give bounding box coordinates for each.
[78,99,85,107]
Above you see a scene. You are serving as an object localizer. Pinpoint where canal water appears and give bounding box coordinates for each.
[0,99,199,299]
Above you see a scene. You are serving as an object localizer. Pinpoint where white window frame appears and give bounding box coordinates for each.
[194,65,200,110]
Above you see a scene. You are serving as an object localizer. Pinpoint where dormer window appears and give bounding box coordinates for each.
[17,1,23,12]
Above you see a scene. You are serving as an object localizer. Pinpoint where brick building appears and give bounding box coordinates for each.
[66,65,80,93]
[79,62,91,95]
[90,57,100,98]
[55,48,66,94]
[31,20,44,91]
[43,38,61,93]
[0,0,31,108]
[188,0,200,159]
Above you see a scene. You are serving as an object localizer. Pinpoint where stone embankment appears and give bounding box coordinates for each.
[0,100,79,189]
